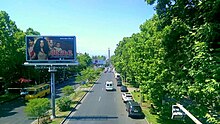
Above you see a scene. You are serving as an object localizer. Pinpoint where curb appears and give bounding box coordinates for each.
[60,80,97,124]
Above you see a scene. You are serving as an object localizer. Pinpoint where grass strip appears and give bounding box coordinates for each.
[50,90,86,124]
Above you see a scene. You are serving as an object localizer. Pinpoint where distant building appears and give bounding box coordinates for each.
[93,59,106,66]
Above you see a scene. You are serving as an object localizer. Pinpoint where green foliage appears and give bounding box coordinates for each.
[25,28,40,35]
[0,11,42,90]
[61,86,75,96]
[24,98,50,119]
[0,11,25,84]
[76,67,102,83]
[56,96,72,111]
[92,55,106,60]
[77,53,92,70]
[113,1,220,123]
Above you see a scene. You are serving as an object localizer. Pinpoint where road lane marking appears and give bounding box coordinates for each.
[63,74,104,124]
[102,88,103,91]
[98,96,101,102]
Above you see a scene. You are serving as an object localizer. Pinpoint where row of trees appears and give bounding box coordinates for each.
[112,0,219,123]
[0,10,42,92]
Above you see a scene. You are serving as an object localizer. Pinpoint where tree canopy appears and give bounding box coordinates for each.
[112,1,220,123]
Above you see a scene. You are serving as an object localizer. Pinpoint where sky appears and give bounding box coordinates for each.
[0,0,155,57]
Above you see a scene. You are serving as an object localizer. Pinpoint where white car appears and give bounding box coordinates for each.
[105,81,114,91]
[122,92,133,102]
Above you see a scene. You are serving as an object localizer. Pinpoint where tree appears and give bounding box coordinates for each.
[113,1,220,123]
[24,98,50,124]
[77,53,92,70]
[92,55,106,60]
[76,67,100,83]
[0,11,26,88]
[25,28,40,35]
[0,11,42,91]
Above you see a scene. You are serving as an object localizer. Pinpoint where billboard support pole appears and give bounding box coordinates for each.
[49,67,57,119]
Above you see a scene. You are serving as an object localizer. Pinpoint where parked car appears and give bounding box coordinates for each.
[122,92,133,102]
[120,85,128,92]
[117,77,122,86]
[126,101,145,118]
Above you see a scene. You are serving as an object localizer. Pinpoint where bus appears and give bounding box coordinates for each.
[20,83,50,100]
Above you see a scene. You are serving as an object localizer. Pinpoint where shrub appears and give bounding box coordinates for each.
[56,97,72,111]
[24,98,50,124]
[62,86,75,96]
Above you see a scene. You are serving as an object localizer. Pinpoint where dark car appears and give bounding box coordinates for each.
[126,101,145,118]
[120,85,128,92]
[117,77,122,86]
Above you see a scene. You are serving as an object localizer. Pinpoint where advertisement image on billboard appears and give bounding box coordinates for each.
[26,36,76,62]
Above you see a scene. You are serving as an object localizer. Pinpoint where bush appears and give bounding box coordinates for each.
[61,86,75,96]
[56,97,72,111]
[24,98,50,124]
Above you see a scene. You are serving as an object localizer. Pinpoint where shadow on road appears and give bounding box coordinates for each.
[0,98,24,118]
[67,115,118,120]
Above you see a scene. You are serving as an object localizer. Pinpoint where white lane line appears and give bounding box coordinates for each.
[102,88,103,91]
[98,96,101,102]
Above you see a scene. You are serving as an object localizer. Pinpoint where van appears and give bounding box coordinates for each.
[105,81,114,91]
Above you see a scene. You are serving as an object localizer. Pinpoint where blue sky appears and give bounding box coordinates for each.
[0,0,155,57]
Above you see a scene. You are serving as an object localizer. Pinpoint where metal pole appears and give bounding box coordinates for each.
[176,104,202,124]
[49,67,56,119]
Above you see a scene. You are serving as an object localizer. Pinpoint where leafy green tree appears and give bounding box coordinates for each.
[92,55,106,60]
[0,11,26,88]
[76,67,100,83]
[25,28,40,35]
[113,1,220,123]
[0,11,42,91]
[77,53,92,70]
[24,98,50,124]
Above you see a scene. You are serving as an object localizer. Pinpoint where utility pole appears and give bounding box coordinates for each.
[48,67,57,119]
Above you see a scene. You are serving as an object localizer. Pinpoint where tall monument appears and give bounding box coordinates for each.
[108,48,110,60]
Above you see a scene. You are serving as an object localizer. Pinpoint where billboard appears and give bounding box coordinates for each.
[26,36,76,62]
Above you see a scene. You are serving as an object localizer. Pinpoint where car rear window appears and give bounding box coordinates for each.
[107,84,112,86]
[131,106,141,112]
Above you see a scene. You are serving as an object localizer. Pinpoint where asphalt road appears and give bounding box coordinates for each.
[0,78,78,124]
[64,72,147,124]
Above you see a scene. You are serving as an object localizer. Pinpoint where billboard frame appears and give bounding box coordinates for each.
[25,35,77,63]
